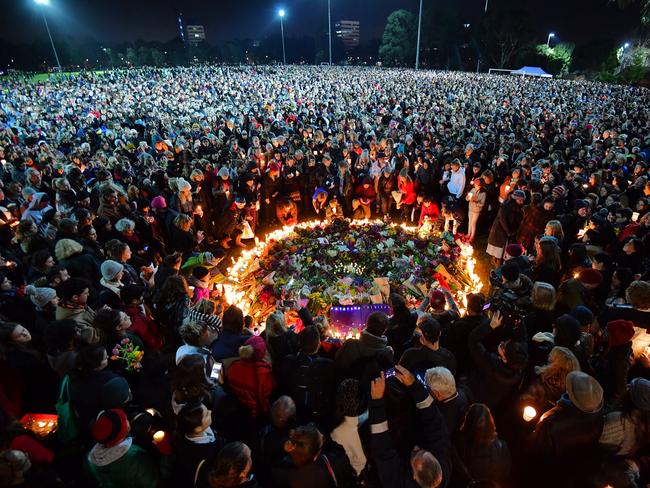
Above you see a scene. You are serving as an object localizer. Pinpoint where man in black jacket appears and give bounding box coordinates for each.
[467,310,528,417]
[282,326,335,427]
[369,365,451,488]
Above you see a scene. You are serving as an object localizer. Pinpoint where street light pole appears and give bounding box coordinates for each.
[328,0,332,66]
[484,0,489,13]
[415,0,423,69]
[279,10,286,65]
[35,0,62,71]
[546,32,555,48]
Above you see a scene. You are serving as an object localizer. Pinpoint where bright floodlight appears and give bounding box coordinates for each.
[279,9,285,17]
[624,42,630,48]
[548,32,555,37]
[35,0,51,5]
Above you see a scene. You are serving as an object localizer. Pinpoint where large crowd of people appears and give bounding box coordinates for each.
[0,65,650,487]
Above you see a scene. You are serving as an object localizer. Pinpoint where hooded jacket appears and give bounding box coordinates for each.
[85,438,161,488]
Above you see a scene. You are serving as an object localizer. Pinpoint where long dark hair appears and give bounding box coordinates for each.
[155,275,188,309]
[459,403,498,446]
[171,354,212,403]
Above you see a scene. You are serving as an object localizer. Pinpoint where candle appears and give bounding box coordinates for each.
[153,430,166,443]
[522,406,537,422]
[633,212,640,222]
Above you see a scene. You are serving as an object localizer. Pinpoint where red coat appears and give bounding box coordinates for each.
[419,202,440,227]
[354,183,376,205]
[123,306,164,351]
[226,360,275,418]
[398,179,417,205]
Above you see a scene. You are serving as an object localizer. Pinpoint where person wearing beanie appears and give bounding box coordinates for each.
[86,408,161,488]
[25,284,58,339]
[100,377,132,410]
[598,320,636,402]
[600,377,650,456]
[150,195,167,210]
[530,371,604,484]
[282,326,336,425]
[99,260,125,309]
[330,379,368,476]
[556,268,603,315]
[225,336,275,418]
[188,266,211,303]
[468,308,528,417]
[55,238,102,283]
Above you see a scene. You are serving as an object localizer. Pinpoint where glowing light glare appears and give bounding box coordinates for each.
[35,0,51,5]
[522,406,537,422]
[548,32,555,38]
[224,219,484,324]
[152,431,165,443]
[278,9,285,17]
[624,42,630,49]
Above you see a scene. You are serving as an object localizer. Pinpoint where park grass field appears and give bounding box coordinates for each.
[29,70,106,83]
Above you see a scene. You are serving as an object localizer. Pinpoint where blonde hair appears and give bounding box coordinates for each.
[545,220,564,241]
[626,281,650,311]
[265,311,287,338]
[535,346,580,391]
[532,282,556,311]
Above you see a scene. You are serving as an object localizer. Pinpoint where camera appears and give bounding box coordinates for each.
[487,290,524,326]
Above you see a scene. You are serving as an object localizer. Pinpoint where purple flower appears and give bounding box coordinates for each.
[112,348,119,356]
[121,338,130,345]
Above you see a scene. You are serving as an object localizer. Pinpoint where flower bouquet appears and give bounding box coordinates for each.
[111,338,145,371]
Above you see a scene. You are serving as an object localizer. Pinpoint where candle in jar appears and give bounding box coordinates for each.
[153,430,166,443]
[522,406,537,422]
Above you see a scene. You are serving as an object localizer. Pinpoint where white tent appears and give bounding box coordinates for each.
[509,66,553,78]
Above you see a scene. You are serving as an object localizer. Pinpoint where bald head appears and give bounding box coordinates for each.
[271,395,296,429]
[411,449,443,488]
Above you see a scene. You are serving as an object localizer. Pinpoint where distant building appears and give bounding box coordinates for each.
[186,25,206,44]
[335,20,360,50]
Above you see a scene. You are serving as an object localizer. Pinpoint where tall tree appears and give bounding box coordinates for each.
[478,7,531,69]
[615,0,650,24]
[379,9,417,67]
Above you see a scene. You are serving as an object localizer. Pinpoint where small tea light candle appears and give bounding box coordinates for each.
[522,406,537,422]
[153,430,166,443]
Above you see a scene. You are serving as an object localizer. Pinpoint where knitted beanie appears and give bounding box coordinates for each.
[91,409,129,447]
[101,260,124,281]
[566,371,603,414]
[24,285,57,308]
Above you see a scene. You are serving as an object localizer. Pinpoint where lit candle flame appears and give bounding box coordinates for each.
[523,406,537,422]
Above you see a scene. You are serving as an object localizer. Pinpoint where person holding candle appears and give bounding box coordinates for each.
[465,178,486,242]
[529,371,605,486]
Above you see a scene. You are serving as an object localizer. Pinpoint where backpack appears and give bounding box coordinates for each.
[288,353,331,421]
[55,375,80,445]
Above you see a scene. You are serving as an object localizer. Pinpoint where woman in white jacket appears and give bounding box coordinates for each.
[447,159,466,199]
[465,177,487,241]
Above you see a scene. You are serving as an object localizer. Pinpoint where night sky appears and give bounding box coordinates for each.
[0,0,640,45]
